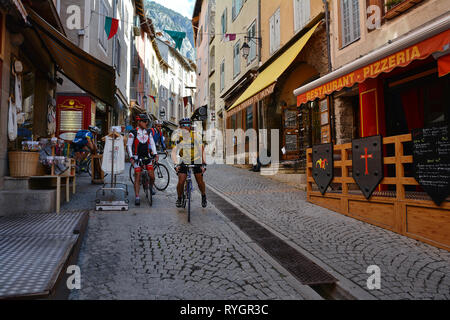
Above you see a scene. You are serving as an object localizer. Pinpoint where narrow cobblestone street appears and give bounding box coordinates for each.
[61,161,450,300]
[63,161,316,300]
[206,165,450,300]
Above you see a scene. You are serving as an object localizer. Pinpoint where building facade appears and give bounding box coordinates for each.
[56,0,134,136]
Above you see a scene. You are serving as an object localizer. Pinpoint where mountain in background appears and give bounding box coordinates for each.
[145,1,196,61]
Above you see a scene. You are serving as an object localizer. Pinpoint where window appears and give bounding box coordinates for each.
[114,38,121,73]
[340,0,360,47]
[220,60,225,91]
[232,0,243,21]
[294,0,310,32]
[221,8,228,35]
[98,0,108,51]
[197,58,202,75]
[246,106,253,130]
[210,46,215,74]
[247,21,257,64]
[269,8,281,54]
[233,40,241,78]
[198,26,203,46]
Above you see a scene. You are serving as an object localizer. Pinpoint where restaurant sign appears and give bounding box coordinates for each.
[297,30,450,105]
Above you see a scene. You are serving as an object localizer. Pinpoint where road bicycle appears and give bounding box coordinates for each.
[181,165,197,223]
[129,155,170,191]
[132,158,153,206]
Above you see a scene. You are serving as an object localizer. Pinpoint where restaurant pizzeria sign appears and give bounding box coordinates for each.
[297,30,450,106]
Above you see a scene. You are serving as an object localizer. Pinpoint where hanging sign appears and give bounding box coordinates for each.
[312,143,334,195]
[352,136,384,199]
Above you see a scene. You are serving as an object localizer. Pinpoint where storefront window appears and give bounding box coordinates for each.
[246,106,253,130]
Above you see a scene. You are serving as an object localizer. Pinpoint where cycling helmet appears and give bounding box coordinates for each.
[88,125,101,134]
[155,120,164,126]
[136,113,149,122]
[179,118,192,126]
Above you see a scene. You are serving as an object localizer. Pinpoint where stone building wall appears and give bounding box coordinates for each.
[333,96,354,145]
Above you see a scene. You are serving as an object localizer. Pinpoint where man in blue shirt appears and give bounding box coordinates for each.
[151,120,166,152]
[72,126,100,164]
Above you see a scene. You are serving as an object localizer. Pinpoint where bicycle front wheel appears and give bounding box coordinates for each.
[154,163,170,191]
[129,164,135,184]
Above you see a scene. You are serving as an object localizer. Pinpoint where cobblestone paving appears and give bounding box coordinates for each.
[63,164,308,300]
[206,165,450,300]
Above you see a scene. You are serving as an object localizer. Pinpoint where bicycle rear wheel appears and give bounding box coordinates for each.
[154,163,170,191]
[187,180,191,223]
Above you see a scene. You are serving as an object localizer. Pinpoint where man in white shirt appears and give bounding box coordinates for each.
[127,114,158,206]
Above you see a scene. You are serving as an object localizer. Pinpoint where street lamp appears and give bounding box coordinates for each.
[241,36,261,59]
[241,42,250,59]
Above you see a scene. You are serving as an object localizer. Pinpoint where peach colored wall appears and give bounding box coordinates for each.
[260,0,324,63]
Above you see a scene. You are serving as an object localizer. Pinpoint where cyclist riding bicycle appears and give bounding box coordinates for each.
[172,118,207,209]
[72,126,100,165]
[151,120,167,153]
[127,114,158,206]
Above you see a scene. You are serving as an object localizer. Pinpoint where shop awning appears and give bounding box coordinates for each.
[294,14,450,106]
[28,9,116,106]
[227,22,321,116]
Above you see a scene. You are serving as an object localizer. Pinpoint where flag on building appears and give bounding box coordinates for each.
[183,96,192,108]
[164,30,186,50]
[149,96,156,103]
[224,33,237,42]
[105,17,119,40]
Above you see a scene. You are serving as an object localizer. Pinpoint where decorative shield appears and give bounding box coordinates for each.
[412,124,450,206]
[352,136,384,199]
[312,143,334,195]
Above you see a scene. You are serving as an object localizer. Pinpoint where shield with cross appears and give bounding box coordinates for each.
[312,143,334,195]
[352,135,384,199]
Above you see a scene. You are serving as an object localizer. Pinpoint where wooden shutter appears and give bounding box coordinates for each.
[269,14,275,54]
[352,0,360,40]
[275,8,281,51]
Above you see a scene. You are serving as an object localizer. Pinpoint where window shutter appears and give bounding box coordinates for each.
[294,0,300,31]
[352,0,360,40]
[275,8,281,51]
[269,14,275,54]
[302,0,310,29]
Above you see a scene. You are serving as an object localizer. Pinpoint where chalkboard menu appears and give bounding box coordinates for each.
[412,124,450,206]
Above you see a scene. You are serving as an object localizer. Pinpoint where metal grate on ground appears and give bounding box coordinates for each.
[207,188,336,286]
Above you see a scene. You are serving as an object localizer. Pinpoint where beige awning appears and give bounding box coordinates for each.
[28,9,116,106]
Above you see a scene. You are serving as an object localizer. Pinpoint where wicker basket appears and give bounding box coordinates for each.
[8,151,40,177]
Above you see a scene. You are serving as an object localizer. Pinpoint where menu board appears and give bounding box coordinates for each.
[412,124,450,206]
[285,134,298,152]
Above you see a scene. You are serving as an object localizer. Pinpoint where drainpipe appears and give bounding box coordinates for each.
[258,0,262,64]
[323,0,332,72]
[323,0,336,144]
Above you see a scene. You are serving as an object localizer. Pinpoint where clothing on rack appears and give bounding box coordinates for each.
[102,134,125,174]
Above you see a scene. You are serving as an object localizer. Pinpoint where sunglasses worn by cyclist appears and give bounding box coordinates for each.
[181,124,191,128]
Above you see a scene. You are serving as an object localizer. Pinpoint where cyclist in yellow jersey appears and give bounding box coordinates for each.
[172,118,207,208]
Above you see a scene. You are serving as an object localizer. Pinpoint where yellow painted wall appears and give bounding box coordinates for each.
[215,0,260,113]
[260,0,324,64]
